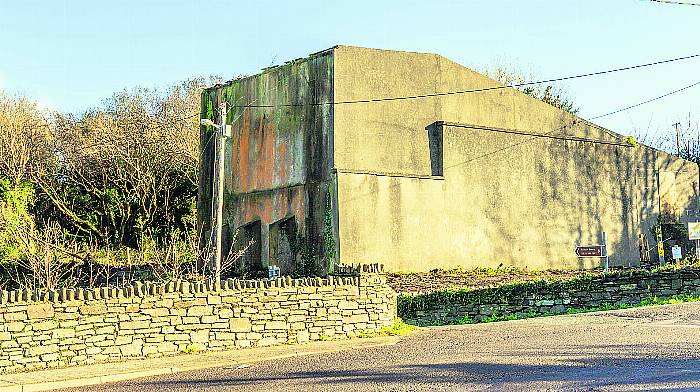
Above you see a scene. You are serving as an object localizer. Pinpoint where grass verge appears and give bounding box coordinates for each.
[379,318,417,336]
[355,318,417,339]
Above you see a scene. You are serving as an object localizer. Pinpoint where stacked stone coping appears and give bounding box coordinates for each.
[399,267,700,325]
[0,263,396,373]
[0,276,361,305]
[0,263,386,305]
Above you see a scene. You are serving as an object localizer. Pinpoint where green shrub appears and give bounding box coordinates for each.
[379,318,417,336]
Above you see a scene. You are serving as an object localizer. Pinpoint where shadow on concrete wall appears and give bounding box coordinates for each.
[539,117,699,269]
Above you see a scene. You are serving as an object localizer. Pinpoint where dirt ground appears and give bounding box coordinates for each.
[386,268,603,294]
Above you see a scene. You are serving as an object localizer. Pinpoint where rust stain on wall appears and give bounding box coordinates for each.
[200,49,335,275]
[230,109,298,194]
[257,116,276,190]
[278,141,289,185]
[230,187,306,232]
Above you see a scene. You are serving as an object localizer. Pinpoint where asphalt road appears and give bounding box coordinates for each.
[59,303,700,391]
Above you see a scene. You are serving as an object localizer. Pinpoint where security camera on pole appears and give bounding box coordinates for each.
[200,102,230,285]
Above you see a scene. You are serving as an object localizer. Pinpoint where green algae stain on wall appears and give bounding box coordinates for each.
[196,88,220,250]
[198,49,337,275]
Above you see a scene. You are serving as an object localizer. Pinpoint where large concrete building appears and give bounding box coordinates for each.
[198,45,699,274]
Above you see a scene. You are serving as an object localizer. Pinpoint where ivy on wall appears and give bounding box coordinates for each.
[324,190,336,273]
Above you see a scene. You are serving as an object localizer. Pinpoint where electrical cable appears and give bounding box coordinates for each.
[441,123,634,147]
[646,0,700,6]
[443,79,700,171]
[223,52,700,108]
[589,81,700,120]
[12,51,700,129]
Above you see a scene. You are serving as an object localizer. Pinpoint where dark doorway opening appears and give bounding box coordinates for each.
[234,220,262,276]
[269,216,298,274]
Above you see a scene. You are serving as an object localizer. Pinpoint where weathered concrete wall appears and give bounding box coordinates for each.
[200,45,699,273]
[199,49,337,275]
[332,46,699,271]
[0,267,395,373]
[399,267,700,325]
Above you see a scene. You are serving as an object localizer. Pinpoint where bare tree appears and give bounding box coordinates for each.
[670,114,700,163]
[33,77,221,247]
[483,65,579,114]
[0,76,246,288]
[0,91,55,184]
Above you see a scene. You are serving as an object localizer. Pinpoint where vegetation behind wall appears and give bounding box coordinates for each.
[0,78,224,290]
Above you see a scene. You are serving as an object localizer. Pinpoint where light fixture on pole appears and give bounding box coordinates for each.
[200,118,219,129]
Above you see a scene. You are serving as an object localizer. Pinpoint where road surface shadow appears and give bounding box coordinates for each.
[139,356,700,391]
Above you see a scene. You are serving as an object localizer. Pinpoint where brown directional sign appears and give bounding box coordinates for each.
[575,245,603,257]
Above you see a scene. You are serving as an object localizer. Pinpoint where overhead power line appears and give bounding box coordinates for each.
[16,51,700,129]
[441,123,634,147]
[444,79,700,170]
[589,81,700,120]
[225,52,700,108]
[646,0,700,6]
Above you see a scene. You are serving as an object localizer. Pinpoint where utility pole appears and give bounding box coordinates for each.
[208,102,227,284]
[673,122,681,155]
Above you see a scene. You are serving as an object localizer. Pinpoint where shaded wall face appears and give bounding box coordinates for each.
[199,52,334,275]
[646,150,700,263]
[332,46,699,272]
[655,152,699,224]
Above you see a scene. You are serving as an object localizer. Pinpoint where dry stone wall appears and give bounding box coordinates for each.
[0,265,395,373]
[399,267,700,325]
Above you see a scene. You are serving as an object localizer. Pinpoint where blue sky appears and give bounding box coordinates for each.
[1,0,698,141]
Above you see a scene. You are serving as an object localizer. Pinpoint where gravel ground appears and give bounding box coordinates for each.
[57,302,700,391]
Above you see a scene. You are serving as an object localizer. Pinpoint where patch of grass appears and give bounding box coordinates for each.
[653,259,700,273]
[379,318,417,336]
[479,314,520,323]
[356,329,377,339]
[180,344,198,354]
[459,310,543,325]
[565,303,627,315]
[565,293,700,315]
